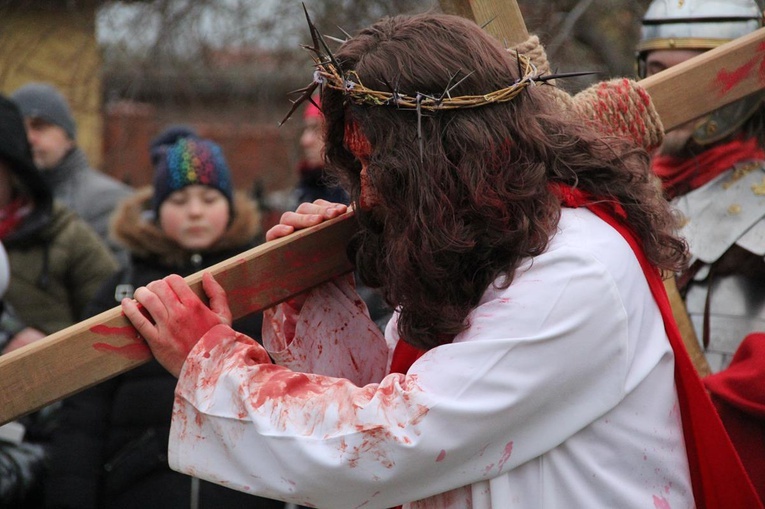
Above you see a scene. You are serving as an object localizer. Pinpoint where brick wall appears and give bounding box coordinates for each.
[102,100,300,197]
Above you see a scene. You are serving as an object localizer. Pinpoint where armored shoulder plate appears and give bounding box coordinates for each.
[673,160,765,263]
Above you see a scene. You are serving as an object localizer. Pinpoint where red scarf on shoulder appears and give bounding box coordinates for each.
[652,136,765,199]
[390,183,763,509]
[0,197,30,240]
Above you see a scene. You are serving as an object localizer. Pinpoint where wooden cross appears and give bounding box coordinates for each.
[2,0,764,424]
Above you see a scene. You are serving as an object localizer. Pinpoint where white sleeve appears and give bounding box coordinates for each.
[169,247,633,509]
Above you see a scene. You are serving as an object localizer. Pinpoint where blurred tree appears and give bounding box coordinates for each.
[96,0,660,115]
[0,0,660,192]
[97,0,437,121]
[521,0,654,91]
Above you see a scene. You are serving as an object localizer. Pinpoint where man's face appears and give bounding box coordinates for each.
[643,49,706,77]
[23,117,74,170]
[645,49,707,155]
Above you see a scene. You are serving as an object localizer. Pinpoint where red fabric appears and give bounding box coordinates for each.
[706,333,765,418]
[705,333,765,503]
[304,99,323,120]
[388,183,763,508]
[652,136,765,199]
[390,339,427,375]
[0,197,29,239]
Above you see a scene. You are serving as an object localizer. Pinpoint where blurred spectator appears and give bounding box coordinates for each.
[0,236,39,508]
[0,93,118,352]
[45,130,282,509]
[0,93,119,508]
[11,82,133,264]
[292,102,390,329]
[292,100,349,207]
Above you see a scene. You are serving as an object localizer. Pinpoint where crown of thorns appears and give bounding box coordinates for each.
[312,54,540,111]
[281,4,594,127]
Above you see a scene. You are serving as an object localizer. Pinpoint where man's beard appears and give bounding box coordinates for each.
[349,206,388,290]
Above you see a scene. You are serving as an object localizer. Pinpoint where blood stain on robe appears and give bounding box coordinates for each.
[652,494,671,509]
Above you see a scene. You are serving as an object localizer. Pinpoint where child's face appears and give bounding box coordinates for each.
[159,185,230,251]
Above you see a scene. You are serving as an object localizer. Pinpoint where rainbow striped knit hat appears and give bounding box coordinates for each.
[151,137,234,216]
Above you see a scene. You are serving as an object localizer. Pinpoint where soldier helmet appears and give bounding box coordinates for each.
[637,0,764,144]
[637,0,761,62]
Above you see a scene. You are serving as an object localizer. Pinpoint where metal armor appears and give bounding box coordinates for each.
[674,160,765,371]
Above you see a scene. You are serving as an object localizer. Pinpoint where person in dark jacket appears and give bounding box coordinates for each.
[0,94,118,351]
[0,94,119,507]
[291,99,349,207]
[44,133,283,509]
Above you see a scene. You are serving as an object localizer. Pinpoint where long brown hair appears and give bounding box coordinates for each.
[321,13,687,349]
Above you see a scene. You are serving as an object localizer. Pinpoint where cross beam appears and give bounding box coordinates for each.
[2,1,764,424]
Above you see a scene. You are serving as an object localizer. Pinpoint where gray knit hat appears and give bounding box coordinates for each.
[11,83,77,140]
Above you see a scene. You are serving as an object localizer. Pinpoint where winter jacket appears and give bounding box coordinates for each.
[42,147,133,263]
[0,198,118,506]
[3,201,119,335]
[45,187,283,509]
[0,99,119,508]
[292,161,349,208]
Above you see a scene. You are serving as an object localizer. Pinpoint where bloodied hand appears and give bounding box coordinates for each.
[266,199,347,241]
[122,272,232,377]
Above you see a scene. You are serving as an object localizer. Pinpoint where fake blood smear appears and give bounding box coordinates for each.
[497,441,514,470]
[714,43,765,97]
[237,362,429,469]
[715,59,756,96]
[90,324,150,360]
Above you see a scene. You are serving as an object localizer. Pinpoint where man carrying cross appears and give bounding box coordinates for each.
[119,11,763,508]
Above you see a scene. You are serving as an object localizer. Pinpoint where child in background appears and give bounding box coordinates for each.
[45,132,283,509]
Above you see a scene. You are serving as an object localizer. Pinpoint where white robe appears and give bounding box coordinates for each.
[168,208,694,509]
